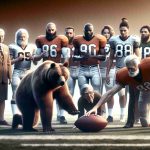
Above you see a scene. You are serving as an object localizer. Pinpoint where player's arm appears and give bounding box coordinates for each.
[134,47,141,60]
[88,55,106,61]
[78,99,85,118]
[9,51,24,65]
[106,48,115,83]
[61,47,70,63]
[85,84,123,116]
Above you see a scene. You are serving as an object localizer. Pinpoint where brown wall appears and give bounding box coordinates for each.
[0,0,150,44]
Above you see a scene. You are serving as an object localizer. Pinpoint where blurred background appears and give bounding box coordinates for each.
[0,0,150,44]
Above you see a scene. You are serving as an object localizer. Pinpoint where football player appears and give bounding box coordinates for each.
[34,22,69,124]
[78,84,101,118]
[106,19,141,122]
[86,55,150,128]
[73,23,106,115]
[124,25,150,128]
[9,28,37,116]
[65,26,79,96]
[100,25,115,122]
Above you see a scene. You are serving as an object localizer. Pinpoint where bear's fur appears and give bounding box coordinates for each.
[15,60,79,132]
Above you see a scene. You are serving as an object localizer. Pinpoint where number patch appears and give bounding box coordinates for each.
[80,44,96,55]
[141,47,150,58]
[136,82,150,91]
[18,52,31,61]
[42,44,57,57]
[115,43,132,57]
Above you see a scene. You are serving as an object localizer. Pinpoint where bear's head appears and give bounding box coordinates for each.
[43,61,69,89]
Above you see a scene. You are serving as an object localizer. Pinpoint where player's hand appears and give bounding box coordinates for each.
[85,108,97,116]
[41,50,48,57]
[82,54,89,60]
[106,75,110,84]
[17,54,24,61]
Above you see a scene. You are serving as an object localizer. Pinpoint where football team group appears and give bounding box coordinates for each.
[0,17,150,131]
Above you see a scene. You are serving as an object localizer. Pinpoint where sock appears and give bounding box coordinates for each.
[60,109,65,117]
[56,101,60,117]
[120,108,125,117]
[108,108,113,117]
[11,100,19,115]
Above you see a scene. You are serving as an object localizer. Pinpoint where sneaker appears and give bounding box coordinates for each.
[12,114,22,129]
[59,116,67,124]
[120,115,126,122]
[140,117,148,127]
[107,116,113,122]
[0,120,10,126]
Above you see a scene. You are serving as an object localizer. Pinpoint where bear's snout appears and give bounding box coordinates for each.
[57,76,65,86]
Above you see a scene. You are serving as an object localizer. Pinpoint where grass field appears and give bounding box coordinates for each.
[0,120,150,150]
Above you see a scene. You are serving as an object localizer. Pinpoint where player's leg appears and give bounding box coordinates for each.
[11,69,21,115]
[138,91,150,127]
[105,68,115,122]
[90,66,105,115]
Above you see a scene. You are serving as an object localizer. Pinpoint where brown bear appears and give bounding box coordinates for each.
[13,60,79,133]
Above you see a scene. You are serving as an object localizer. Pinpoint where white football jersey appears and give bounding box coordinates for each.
[109,35,140,68]
[9,43,37,69]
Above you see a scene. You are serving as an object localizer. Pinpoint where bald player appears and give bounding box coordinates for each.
[73,23,106,115]
[34,22,70,124]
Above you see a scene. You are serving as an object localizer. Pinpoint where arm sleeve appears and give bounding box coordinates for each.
[78,98,85,118]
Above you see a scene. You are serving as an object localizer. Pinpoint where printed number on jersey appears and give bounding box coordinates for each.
[80,44,96,55]
[116,43,132,57]
[141,47,150,58]
[136,82,150,91]
[43,44,57,57]
[18,52,31,61]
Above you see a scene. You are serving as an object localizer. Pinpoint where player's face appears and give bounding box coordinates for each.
[46,24,56,35]
[140,28,150,41]
[120,26,129,38]
[83,89,94,103]
[102,29,110,40]
[84,25,94,40]
[46,24,57,40]
[17,32,28,46]
[127,64,139,77]
[65,29,74,40]
[0,32,4,43]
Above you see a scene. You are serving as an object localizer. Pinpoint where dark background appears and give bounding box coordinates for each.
[0,0,150,44]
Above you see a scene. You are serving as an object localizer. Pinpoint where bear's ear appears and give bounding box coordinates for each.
[63,62,69,67]
[50,63,56,68]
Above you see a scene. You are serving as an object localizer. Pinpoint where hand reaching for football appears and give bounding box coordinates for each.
[85,107,97,116]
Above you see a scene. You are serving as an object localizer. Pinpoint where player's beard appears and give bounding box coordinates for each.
[84,32,94,41]
[46,31,57,41]
[128,68,140,77]
[141,35,150,43]
[68,37,74,44]
[17,39,28,47]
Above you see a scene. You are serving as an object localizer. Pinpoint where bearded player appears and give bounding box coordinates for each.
[64,26,79,96]
[106,19,141,123]
[9,28,37,116]
[87,55,150,128]
[34,22,69,124]
[73,23,106,114]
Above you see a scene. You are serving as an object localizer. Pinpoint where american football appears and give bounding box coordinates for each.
[74,114,108,132]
